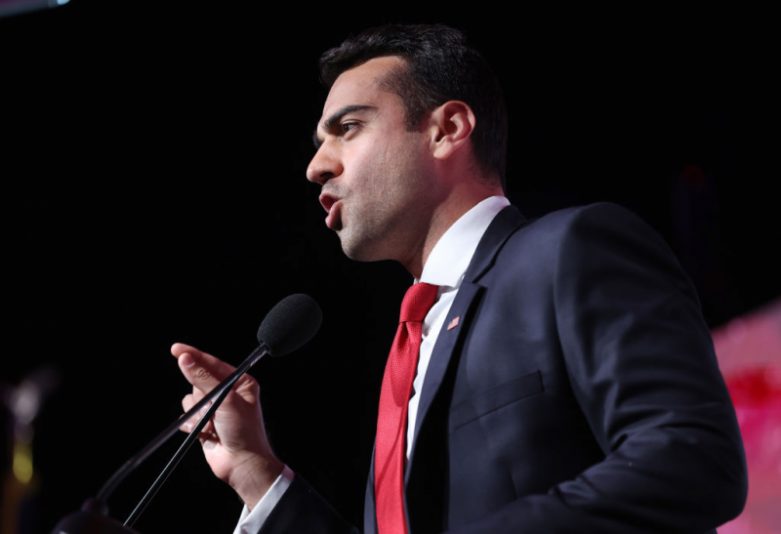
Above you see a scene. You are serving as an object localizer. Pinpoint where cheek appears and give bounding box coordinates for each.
[352,143,394,188]
[347,139,385,176]
[349,135,421,201]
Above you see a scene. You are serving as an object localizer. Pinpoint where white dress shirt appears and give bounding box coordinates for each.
[234,195,510,534]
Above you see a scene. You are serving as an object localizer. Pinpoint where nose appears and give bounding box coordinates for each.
[306,143,343,186]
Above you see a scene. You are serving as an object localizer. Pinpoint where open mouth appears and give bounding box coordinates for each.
[319,193,342,230]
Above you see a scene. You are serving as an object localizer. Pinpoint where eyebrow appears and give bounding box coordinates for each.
[312,104,377,149]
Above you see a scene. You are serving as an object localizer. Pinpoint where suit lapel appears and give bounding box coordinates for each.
[364,206,527,532]
[406,206,527,471]
[364,448,377,534]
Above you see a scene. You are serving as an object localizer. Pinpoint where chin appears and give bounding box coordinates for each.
[340,237,389,263]
[341,245,375,262]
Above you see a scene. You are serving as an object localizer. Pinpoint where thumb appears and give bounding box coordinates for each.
[172,342,237,394]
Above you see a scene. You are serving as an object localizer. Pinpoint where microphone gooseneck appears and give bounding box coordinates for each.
[123,293,322,527]
[53,294,321,533]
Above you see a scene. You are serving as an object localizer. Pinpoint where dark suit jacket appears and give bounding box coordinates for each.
[262,203,747,533]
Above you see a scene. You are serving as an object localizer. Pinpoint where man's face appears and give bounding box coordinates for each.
[307,56,437,263]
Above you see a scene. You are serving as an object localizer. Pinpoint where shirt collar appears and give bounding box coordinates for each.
[418,195,510,289]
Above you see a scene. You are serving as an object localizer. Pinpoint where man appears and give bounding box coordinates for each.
[172,24,747,533]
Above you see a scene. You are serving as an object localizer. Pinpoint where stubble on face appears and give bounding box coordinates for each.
[314,57,437,266]
[337,136,432,263]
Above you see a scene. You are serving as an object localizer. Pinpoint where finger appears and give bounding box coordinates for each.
[181,392,197,412]
[171,342,238,379]
[180,417,216,436]
[171,343,237,394]
[200,432,219,450]
[172,343,262,406]
[179,392,215,435]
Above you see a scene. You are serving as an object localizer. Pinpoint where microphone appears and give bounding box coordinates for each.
[257,292,323,356]
[51,294,322,533]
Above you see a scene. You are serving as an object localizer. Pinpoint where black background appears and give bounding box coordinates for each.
[1,3,778,532]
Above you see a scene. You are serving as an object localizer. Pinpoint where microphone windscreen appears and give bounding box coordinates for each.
[256,294,322,356]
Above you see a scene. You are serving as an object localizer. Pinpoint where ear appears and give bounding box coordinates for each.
[427,100,476,161]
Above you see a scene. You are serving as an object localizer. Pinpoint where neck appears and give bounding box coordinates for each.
[400,184,503,278]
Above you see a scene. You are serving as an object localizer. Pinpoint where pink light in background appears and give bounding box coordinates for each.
[713,299,781,534]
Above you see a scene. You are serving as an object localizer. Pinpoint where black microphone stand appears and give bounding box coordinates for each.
[51,344,269,533]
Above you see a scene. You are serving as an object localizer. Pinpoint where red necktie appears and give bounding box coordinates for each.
[374,282,439,534]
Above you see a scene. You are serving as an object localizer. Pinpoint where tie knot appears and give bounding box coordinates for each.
[399,282,439,323]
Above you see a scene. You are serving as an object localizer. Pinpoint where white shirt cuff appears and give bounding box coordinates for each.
[232,465,295,534]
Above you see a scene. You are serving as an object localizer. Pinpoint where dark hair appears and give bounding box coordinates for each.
[319,24,508,184]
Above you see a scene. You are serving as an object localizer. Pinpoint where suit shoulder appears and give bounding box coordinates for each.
[508,201,664,247]
[495,201,672,271]
[523,201,651,233]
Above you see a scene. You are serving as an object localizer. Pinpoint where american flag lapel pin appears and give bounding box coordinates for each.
[447,316,460,331]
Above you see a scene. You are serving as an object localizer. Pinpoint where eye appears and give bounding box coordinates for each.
[340,121,360,134]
